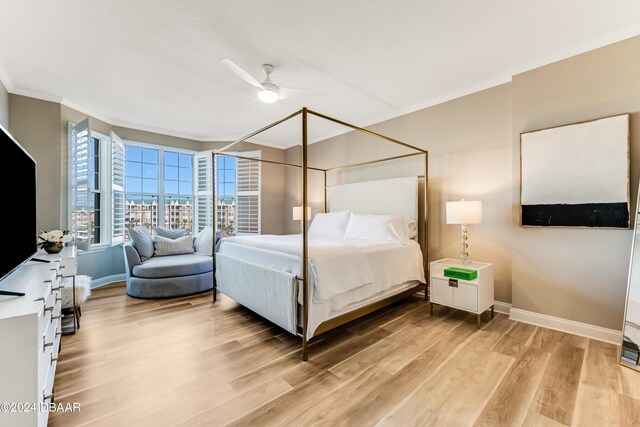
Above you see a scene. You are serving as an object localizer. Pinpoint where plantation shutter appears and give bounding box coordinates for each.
[195,151,213,233]
[111,131,125,244]
[235,151,261,235]
[70,118,92,251]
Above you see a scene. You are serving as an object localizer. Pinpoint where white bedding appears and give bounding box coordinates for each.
[218,234,425,338]
[221,234,373,303]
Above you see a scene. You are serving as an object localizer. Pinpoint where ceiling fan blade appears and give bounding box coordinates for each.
[279,86,326,100]
[220,58,264,89]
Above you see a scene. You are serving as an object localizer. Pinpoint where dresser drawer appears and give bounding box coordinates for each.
[37,284,55,334]
[59,257,78,276]
[38,358,57,427]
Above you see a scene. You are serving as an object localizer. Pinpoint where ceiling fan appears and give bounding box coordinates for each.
[221,58,323,104]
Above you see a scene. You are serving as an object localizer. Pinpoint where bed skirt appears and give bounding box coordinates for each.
[216,253,298,334]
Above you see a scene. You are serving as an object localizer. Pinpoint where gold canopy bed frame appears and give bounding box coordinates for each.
[212,107,428,361]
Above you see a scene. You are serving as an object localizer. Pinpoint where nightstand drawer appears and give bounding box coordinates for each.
[431,278,454,306]
[454,282,478,312]
[431,277,478,312]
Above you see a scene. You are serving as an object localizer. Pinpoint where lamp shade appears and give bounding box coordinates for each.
[446,200,482,224]
[293,206,311,221]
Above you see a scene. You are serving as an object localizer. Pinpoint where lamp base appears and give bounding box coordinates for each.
[459,224,470,265]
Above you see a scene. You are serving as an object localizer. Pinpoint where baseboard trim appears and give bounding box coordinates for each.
[91,274,125,289]
[509,308,622,345]
[493,301,512,315]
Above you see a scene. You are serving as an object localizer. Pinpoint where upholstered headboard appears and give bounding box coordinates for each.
[328,176,418,219]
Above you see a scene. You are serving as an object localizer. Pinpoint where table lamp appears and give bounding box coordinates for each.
[446,200,482,265]
[293,206,311,234]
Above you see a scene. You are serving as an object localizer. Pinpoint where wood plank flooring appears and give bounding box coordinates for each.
[49,283,640,427]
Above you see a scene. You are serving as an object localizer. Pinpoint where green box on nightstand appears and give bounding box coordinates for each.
[443,267,477,281]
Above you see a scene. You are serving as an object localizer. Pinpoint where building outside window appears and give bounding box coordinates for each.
[217,156,236,235]
[124,146,194,234]
[163,151,193,231]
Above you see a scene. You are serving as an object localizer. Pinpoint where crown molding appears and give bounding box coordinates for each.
[508,22,640,77]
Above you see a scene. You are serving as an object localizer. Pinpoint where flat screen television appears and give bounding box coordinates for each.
[0,123,36,285]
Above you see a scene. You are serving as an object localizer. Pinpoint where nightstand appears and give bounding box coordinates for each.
[429,258,494,327]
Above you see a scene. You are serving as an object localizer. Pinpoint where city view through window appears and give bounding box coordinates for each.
[217,156,236,235]
[124,146,195,234]
[123,148,238,235]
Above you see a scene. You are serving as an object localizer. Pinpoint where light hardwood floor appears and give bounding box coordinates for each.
[49,283,640,427]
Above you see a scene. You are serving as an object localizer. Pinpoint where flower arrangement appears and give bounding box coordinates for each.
[38,230,72,254]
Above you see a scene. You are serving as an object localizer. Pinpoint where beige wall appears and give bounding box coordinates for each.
[9,95,62,232]
[0,79,8,129]
[511,36,640,330]
[288,83,514,303]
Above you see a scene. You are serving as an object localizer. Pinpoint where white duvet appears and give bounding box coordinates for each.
[220,234,425,303]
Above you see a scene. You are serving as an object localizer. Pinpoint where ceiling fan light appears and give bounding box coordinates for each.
[257,89,279,103]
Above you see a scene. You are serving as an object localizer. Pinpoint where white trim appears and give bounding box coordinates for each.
[493,301,511,315]
[507,23,640,77]
[91,273,126,289]
[309,75,512,147]
[509,307,622,345]
[122,139,198,154]
[66,122,73,230]
[5,86,63,104]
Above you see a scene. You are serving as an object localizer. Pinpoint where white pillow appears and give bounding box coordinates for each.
[194,227,214,256]
[153,235,195,256]
[405,217,418,239]
[308,210,351,238]
[344,213,410,244]
[154,227,187,239]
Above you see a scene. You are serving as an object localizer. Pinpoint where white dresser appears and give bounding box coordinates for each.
[430,258,494,327]
[0,246,76,427]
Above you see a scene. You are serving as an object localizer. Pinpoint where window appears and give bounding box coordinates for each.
[217,156,236,234]
[112,134,125,244]
[123,145,194,235]
[124,146,159,232]
[198,152,260,236]
[163,152,193,231]
[235,156,260,234]
[69,119,108,251]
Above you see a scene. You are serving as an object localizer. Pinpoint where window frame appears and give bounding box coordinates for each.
[122,140,196,236]
[67,125,111,251]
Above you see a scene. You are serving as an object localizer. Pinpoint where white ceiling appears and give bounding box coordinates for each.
[1,0,640,148]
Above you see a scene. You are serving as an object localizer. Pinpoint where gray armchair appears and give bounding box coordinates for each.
[123,242,213,298]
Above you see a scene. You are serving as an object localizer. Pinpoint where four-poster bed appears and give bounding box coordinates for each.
[212,108,429,361]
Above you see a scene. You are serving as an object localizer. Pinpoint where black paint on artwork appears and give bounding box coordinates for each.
[521,202,629,228]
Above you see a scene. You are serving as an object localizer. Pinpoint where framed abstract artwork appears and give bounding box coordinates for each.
[520,113,630,228]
